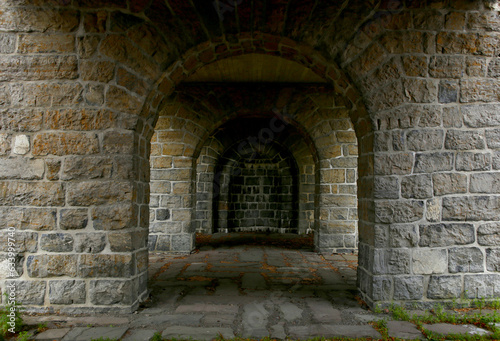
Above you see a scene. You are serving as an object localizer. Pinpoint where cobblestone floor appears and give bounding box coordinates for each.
[15,234,498,340]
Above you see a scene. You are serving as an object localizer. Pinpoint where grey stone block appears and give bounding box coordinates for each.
[171,234,193,251]
[419,223,475,247]
[438,80,458,103]
[61,327,128,341]
[372,276,392,301]
[401,174,432,199]
[414,152,453,173]
[373,249,410,275]
[394,276,424,300]
[389,224,418,247]
[75,233,106,253]
[445,130,485,150]
[374,200,424,223]
[486,248,500,271]
[427,275,462,299]
[40,233,74,252]
[478,223,500,246]
[442,196,500,221]
[456,152,491,171]
[6,280,46,305]
[406,129,444,151]
[413,249,447,274]
[449,247,484,273]
[464,274,500,299]
[162,326,234,341]
[470,172,500,193]
[463,104,500,128]
[49,280,86,304]
[89,280,134,305]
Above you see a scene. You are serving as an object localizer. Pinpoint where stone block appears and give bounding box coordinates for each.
[470,173,500,193]
[413,249,447,274]
[374,200,424,223]
[320,169,345,183]
[46,159,61,180]
[464,274,500,299]
[429,56,464,78]
[33,132,99,156]
[103,130,135,154]
[426,198,441,222]
[0,109,43,132]
[374,153,413,175]
[0,207,56,231]
[389,224,418,247]
[419,223,474,247]
[442,196,500,221]
[0,55,78,81]
[438,80,458,103]
[460,79,500,102]
[463,104,500,128]
[13,135,30,155]
[401,174,432,199]
[486,248,500,271]
[61,156,116,180]
[18,33,74,53]
[456,152,491,171]
[5,280,46,305]
[445,130,485,150]
[414,152,454,173]
[80,60,114,82]
[27,255,78,278]
[68,181,134,206]
[171,234,193,251]
[403,78,437,103]
[448,247,484,273]
[60,209,88,230]
[75,233,106,253]
[0,33,15,53]
[49,280,86,304]
[427,275,462,299]
[406,129,444,151]
[79,254,134,278]
[394,276,424,300]
[109,231,145,252]
[0,134,11,155]
[373,249,410,275]
[0,181,64,206]
[40,233,74,252]
[478,223,500,246]
[0,231,38,253]
[372,276,392,301]
[486,129,500,148]
[89,280,134,305]
[432,173,467,195]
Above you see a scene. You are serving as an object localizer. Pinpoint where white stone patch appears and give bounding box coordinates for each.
[412,249,447,274]
[13,135,30,155]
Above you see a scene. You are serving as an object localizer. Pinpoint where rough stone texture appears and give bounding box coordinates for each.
[419,224,475,247]
[427,275,462,299]
[464,274,500,299]
[49,280,86,304]
[89,280,134,305]
[393,276,424,300]
[6,280,46,305]
[27,255,77,278]
[413,249,447,274]
[40,233,74,252]
[442,196,500,221]
[486,249,500,272]
[478,223,500,246]
[448,247,484,273]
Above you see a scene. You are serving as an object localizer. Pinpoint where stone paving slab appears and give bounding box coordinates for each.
[121,329,158,341]
[423,323,492,337]
[35,328,70,341]
[162,326,235,341]
[175,303,239,314]
[387,320,425,340]
[129,314,203,328]
[288,324,381,339]
[61,326,128,341]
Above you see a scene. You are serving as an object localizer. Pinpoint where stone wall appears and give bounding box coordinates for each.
[0,0,498,312]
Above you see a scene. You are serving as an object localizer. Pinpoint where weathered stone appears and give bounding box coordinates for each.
[438,80,458,103]
[79,254,134,278]
[18,34,74,53]
[448,247,484,273]
[464,274,500,299]
[432,173,467,195]
[80,60,115,82]
[0,231,38,252]
[32,132,99,156]
[443,107,462,128]
[426,198,441,222]
[0,207,56,230]
[427,275,462,299]
[49,280,86,304]
[0,158,44,180]
[456,152,491,171]
[486,129,500,148]
[429,56,464,78]
[60,209,88,230]
[109,231,145,252]
[172,234,194,251]
[46,159,61,180]
[13,135,30,155]
[460,79,500,102]
[375,200,424,223]
[406,129,443,151]
[414,152,454,173]
[445,130,485,150]
[0,134,11,155]
[494,152,500,170]
[74,233,106,253]
[463,104,500,127]
[413,249,447,274]
[393,276,424,300]
[401,174,432,199]
[40,233,74,252]
[373,176,399,199]
[156,208,170,220]
[486,249,500,271]
[92,204,138,230]
[488,58,500,77]
[466,56,487,77]
[403,78,437,103]
[5,280,46,305]
[443,196,500,221]
[27,254,78,278]
[0,8,79,32]
[102,130,135,154]
[67,181,133,206]
[373,249,410,275]
[470,173,500,193]
[419,223,475,247]
[374,153,413,175]
[372,276,392,301]
[89,280,134,305]
[0,56,78,81]
[0,109,43,132]
[0,33,16,53]
[478,223,500,246]
[389,224,418,247]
